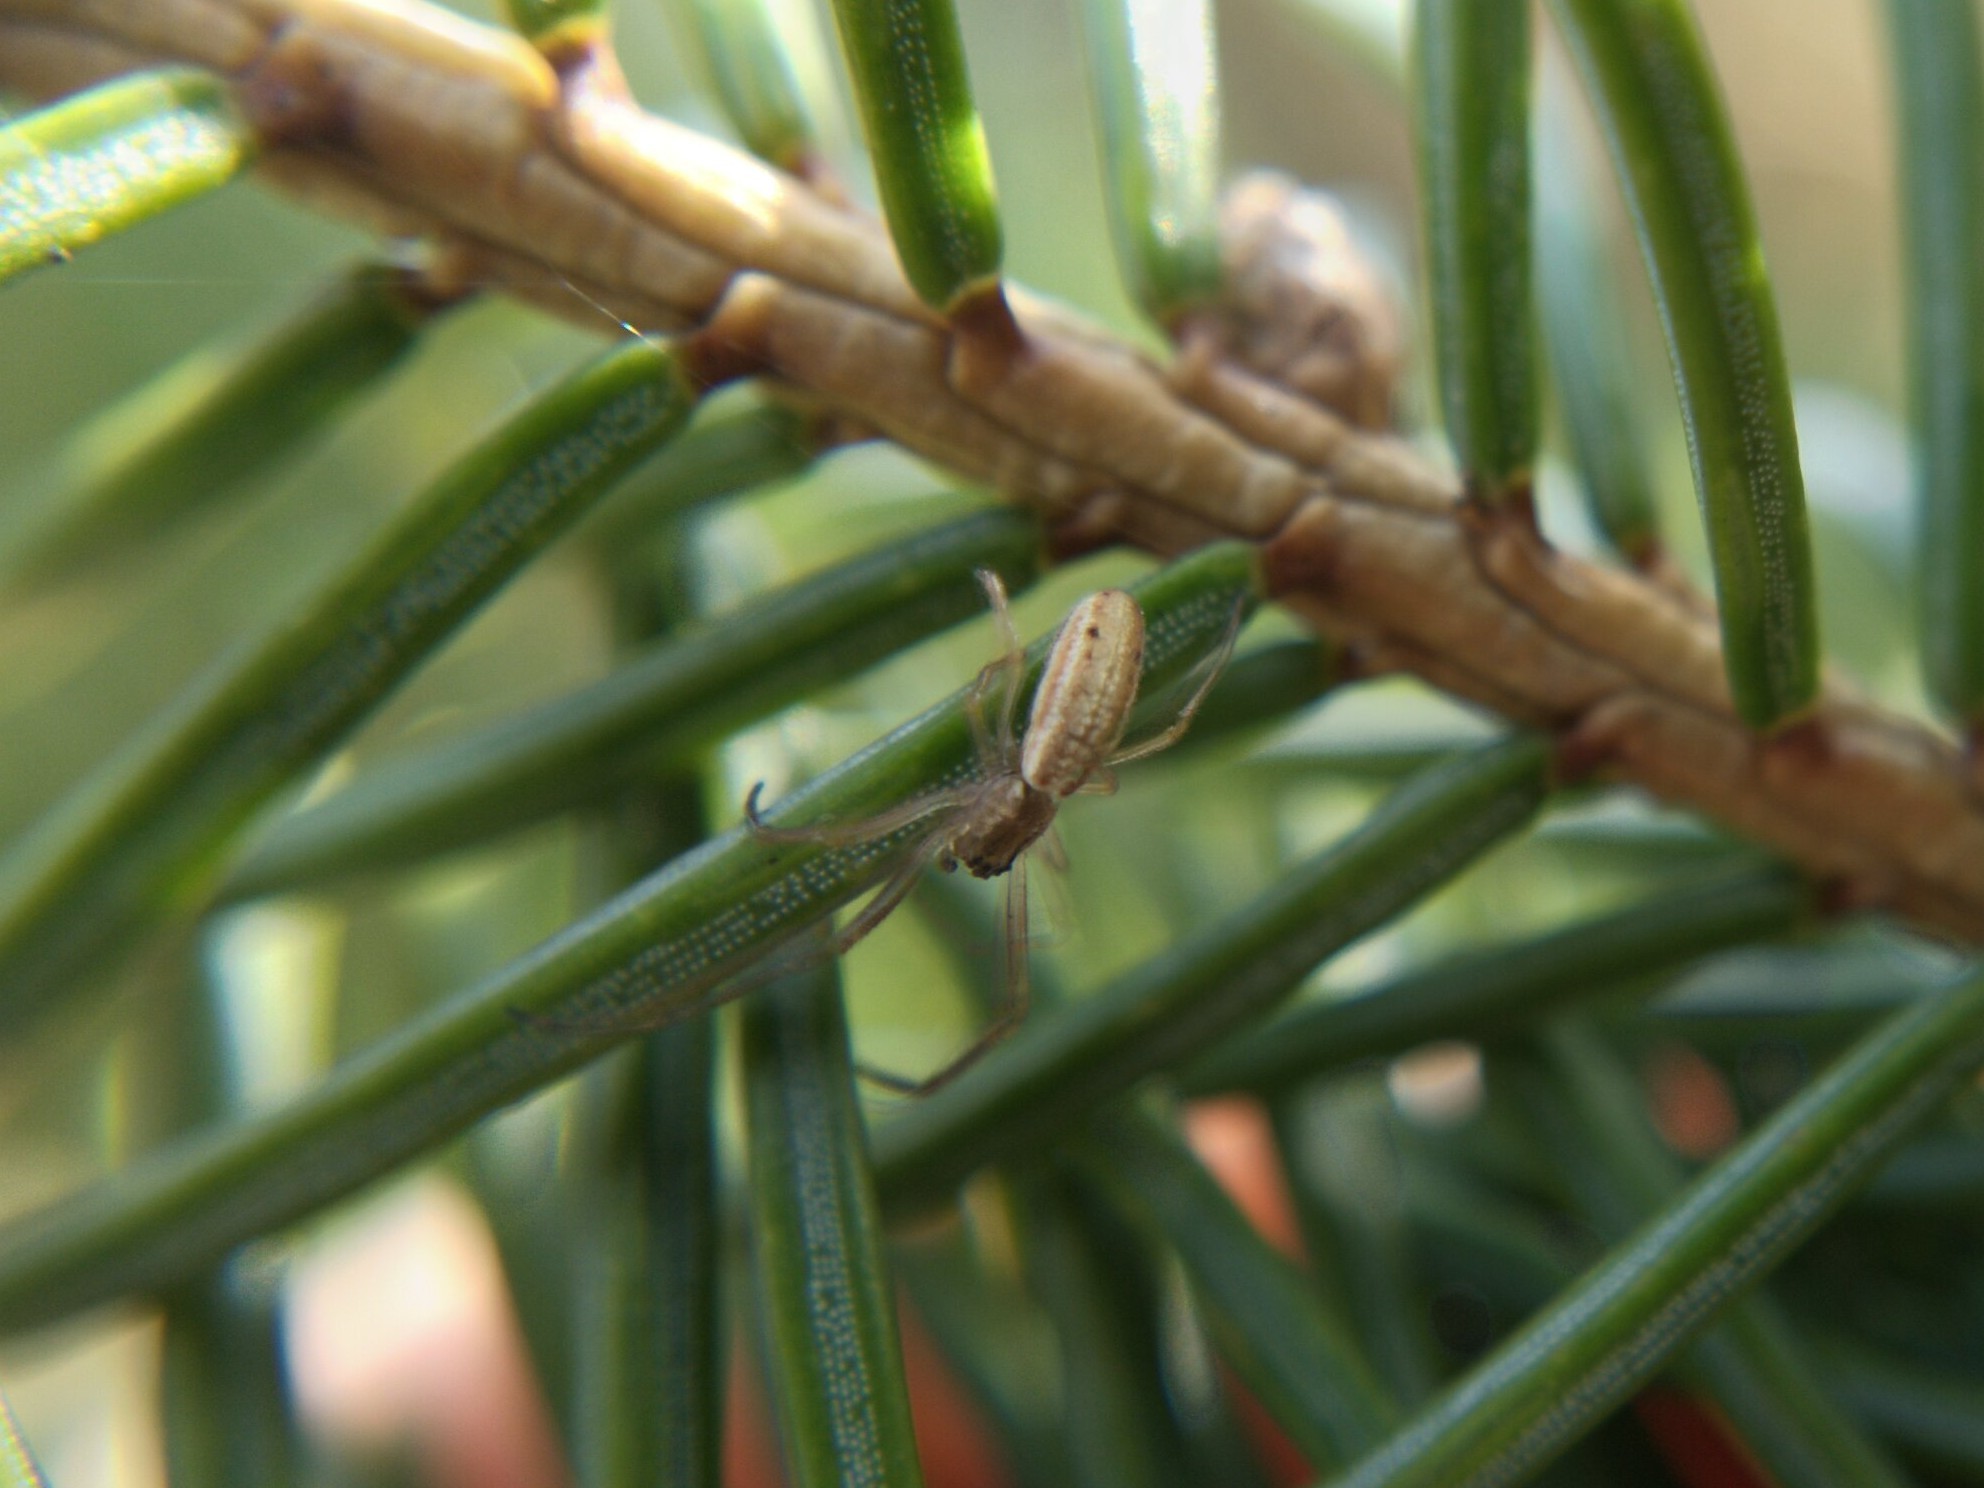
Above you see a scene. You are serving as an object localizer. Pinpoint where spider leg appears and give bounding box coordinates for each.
[817,834,948,959]
[1036,823,1070,874]
[1102,596,1246,768]
[979,566,1025,658]
[1024,831,1075,953]
[964,650,1022,770]
[518,836,947,1046]
[965,671,998,765]
[976,568,1030,757]
[861,855,1034,1096]
[743,780,968,847]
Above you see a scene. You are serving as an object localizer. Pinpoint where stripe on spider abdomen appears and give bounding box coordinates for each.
[1020,589,1144,799]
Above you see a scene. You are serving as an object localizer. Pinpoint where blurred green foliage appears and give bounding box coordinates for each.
[0,2,1960,1485]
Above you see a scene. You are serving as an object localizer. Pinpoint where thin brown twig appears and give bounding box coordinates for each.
[5,0,1982,940]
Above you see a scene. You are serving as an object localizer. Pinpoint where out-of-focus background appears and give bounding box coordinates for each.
[0,1,1924,1482]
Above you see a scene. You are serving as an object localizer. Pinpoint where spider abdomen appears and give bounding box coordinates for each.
[1020,589,1144,798]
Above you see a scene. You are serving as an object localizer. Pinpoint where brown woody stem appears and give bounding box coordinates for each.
[6,0,1983,939]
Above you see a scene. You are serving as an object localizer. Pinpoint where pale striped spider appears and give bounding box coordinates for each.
[744,569,1240,1092]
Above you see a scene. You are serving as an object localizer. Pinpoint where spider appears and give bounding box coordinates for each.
[743,568,1241,1092]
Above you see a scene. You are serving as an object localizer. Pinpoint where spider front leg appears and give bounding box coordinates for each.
[508,832,951,1046]
[814,832,953,962]
[975,568,1030,759]
[741,779,968,848]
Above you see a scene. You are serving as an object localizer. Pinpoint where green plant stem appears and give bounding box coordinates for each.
[1533,56,1660,563]
[1814,1329,1984,1477]
[505,0,605,48]
[160,1263,299,1488]
[1270,1077,1442,1404]
[584,539,725,1488]
[566,1074,657,1486]
[153,963,304,1488]
[0,339,697,1039]
[872,734,1553,1215]
[1169,637,1338,746]
[1072,1107,1399,1468]
[1413,0,1536,510]
[1636,934,1948,1049]
[826,0,1003,313]
[1858,1130,1984,1210]
[0,68,252,283]
[222,507,1043,895]
[564,766,724,1488]
[630,1006,725,1486]
[1504,1024,1912,1488]
[577,398,824,559]
[1183,864,1809,1094]
[914,883,1262,1486]
[1400,1160,1584,1319]
[679,0,826,173]
[0,260,446,587]
[743,944,926,1488]
[1885,0,1984,726]
[1547,0,1817,729]
[1011,1169,1179,1488]
[891,1232,1064,1488]
[0,545,1255,1332]
[1322,961,1984,1488]
[1078,0,1224,328]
